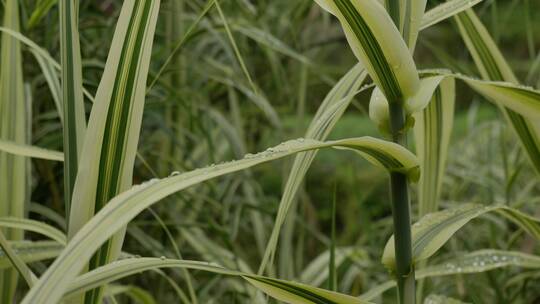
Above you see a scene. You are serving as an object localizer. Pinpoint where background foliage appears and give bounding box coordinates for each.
[1,0,539,303]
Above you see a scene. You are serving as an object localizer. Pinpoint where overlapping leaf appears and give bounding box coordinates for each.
[361,249,540,300]
[0,218,66,245]
[65,258,371,304]
[259,64,368,273]
[413,78,455,215]
[313,0,419,103]
[0,241,63,270]
[382,204,540,270]
[22,136,417,304]
[0,1,28,302]
[66,0,161,303]
[455,9,540,175]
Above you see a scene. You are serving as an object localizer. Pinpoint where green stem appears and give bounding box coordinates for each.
[388,102,415,304]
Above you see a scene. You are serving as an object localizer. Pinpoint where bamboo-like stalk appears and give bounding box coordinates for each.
[389,103,415,304]
[386,1,416,303]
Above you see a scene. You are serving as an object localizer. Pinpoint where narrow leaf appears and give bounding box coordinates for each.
[0,231,36,287]
[22,136,417,304]
[259,63,368,273]
[361,249,540,300]
[0,139,63,162]
[66,258,370,304]
[0,217,66,245]
[0,241,63,270]
[413,78,455,215]
[382,204,540,270]
[59,0,87,215]
[455,9,540,175]
[66,0,161,302]
[420,0,483,30]
[314,0,419,102]
[0,0,28,301]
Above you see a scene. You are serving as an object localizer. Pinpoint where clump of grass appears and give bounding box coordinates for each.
[0,0,539,303]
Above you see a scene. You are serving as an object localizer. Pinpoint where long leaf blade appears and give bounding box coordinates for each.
[22,136,417,304]
[314,0,419,102]
[454,9,540,175]
[382,204,540,270]
[66,0,161,302]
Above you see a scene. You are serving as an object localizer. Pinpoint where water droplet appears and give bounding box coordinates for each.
[160,256,166,260]
[170,171,180,176]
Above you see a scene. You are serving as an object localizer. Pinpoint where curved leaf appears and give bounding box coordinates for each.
[66,258,371,304]
[420,0,483,30]
[0,217,66,245]
[382,204,540,270]
[314,0,419,102]
[361,250,540,300]
[22,136,417,304]
[0,241,63,270]
[454,9,540,175]
[0,231,36,287]
[258,63,368,273]
[65,1,161,302]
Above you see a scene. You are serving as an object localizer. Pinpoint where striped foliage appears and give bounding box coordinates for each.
[0,217,66,245]
[314,0,419,103]
[59,0,86,216]
[65,0,161,303]
[420,0,483,30]
[382,204,540,270]
[64,258,371,304]
[0,241,63,270]
[455,9,540,176]
[370,69,540,136]
[22,136,417,304]
[259,63,368,274]
[0,139,63,162]
[383,0,427,50]
[0,230,36,288]
[0,0,28,302]
[413,78,455,215]
[361,249,540,300]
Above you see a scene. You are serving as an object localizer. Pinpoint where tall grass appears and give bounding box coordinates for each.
[0,0,539,303]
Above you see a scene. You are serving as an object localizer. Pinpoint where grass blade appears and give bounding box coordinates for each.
[0,241,63,270]
[0,218,66,245]
[0,0,28,301]
[314,0,419,102]
[0,139,63,161]
[454,9,540,175]
[420,0,483,30]
[27,0,57,28]
[66,0,161,302]
[22,136,417,304]
[259,64,368,273]
[382,204,540,270]
[59,0,87,217]
[0,230,36,288]
[66,258,372,304]
[413,78,455,215]
[361,249,540,300]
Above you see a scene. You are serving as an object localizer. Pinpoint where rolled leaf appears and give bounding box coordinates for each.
[313,0,419,102]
